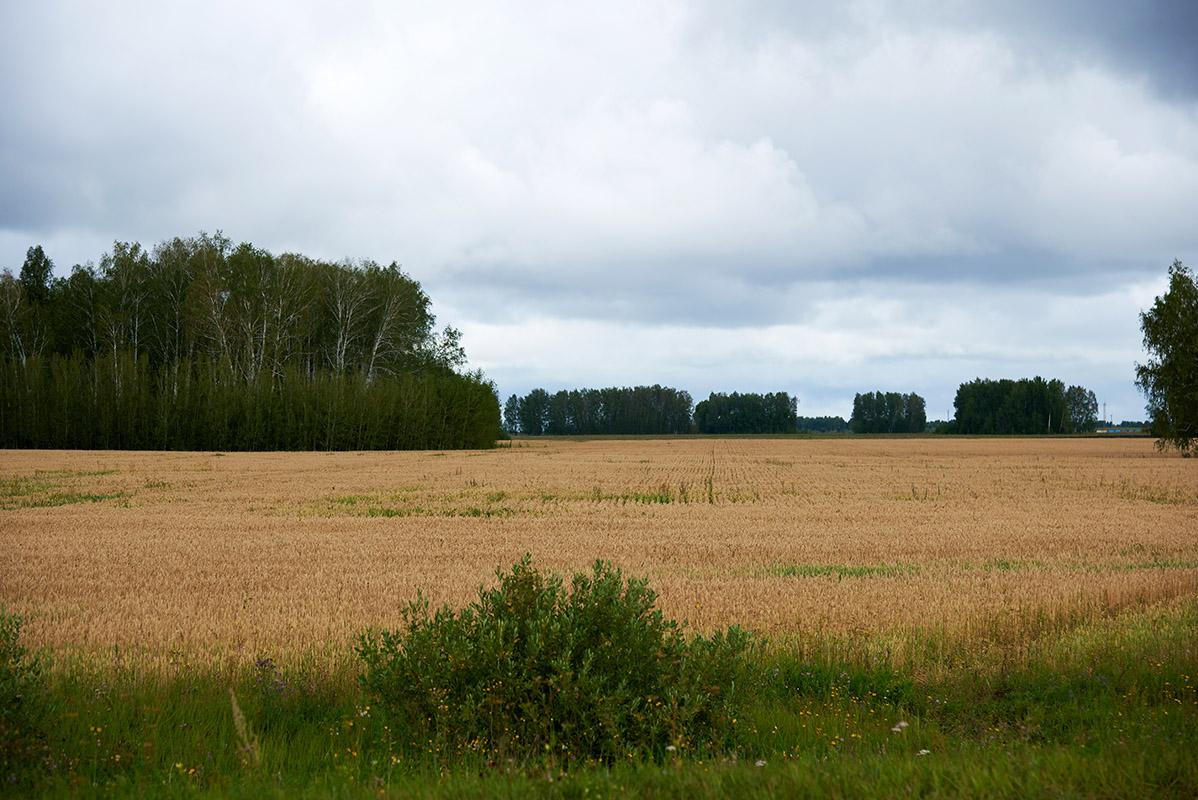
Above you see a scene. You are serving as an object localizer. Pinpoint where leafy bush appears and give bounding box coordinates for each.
[357,557,750,763]
[0,609,47,782]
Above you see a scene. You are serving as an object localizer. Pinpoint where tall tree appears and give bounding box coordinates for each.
[0,271,32,363]
[503,394,521,433]
[518,388,551,436]
[19,246,54,307]
[1136,260,1198,456]
[850,390,926,433]
[1064,385,1099,433]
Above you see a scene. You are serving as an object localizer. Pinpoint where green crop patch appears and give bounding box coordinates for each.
[1122,559,1198,571]
[766,563,920,580]
[0,471,128,510]
[11,491,129,509]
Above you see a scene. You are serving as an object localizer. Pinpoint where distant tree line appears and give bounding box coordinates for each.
[950,377,1098,435]
[693,392,798,434]
[796,416,849,433]
[849,391,927,433]
[503,386,693,435]
[0,236,500,450]
[503,388,802,435]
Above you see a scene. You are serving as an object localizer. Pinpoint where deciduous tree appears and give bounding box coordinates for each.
[1136,260,1198,456]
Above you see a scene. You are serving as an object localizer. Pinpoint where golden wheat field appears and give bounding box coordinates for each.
[2,438,1196,668]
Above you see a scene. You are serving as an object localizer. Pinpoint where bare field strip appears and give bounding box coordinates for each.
[1,438,1196,667]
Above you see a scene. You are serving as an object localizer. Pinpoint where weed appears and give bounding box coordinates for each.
[0,610,48,783]
[766,564,919,580]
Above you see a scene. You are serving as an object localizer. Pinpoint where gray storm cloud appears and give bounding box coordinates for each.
[1,1,1195,417]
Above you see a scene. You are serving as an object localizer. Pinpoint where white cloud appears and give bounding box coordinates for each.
[453,277,1163,418]
[1,1,1194,418]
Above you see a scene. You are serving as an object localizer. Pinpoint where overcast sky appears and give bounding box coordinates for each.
[3,1,1196,419]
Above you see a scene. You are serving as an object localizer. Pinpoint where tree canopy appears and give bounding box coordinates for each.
[796,415,849,433]
[505,386,693,435]
[849,391,926,433]
[693,392,798,434]
[1136,260,1198,456]
[0,234,499,450]
[952,377,1098,435]
[1,233,465,377]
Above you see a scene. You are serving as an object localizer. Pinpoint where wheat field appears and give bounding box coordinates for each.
[2,438,1196,668]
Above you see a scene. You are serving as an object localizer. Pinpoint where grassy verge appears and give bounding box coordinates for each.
[5,599,1196,798]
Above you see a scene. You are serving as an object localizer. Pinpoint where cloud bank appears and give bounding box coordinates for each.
[2,1,1196,418]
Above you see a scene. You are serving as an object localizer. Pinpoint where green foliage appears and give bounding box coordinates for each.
[850,391,927,433]
[0,352,500,450]
[952,377,1098,434]
[767,563,918,580]
[1063,385,1099,433]
[764,655,918,708]
[796,415,849,432]
[18,246,54,307]
[1137,260,1198,456]
[0,610,48,782]
[8,601,1198,797]
[0,234,502,450]
[357,557,751,762]
[503,393,521,433]
[510,386,695,435]
[694,391,798,434]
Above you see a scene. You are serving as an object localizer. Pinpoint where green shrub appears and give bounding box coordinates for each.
[0,609,48,783]
[357,556,750,763]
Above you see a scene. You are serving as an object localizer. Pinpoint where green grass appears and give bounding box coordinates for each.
[360,505,516,519]
[590,485,678,504]
[322,494,516,519]
[983,559,1029,572]
[0,470,128,510]
[967,559,1198,575]
[6,598,1196,797]
[13,491,129,509]
[1123,560,1198,571]
[765,563,920,580]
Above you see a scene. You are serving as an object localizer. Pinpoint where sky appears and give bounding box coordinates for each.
[2,1,1196,420]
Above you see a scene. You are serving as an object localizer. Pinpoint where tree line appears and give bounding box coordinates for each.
[949,377,1098,435]
[796,416,849,433]
[504,386,694,435]
[503,380,1111,438]
[6,232,1167,449]
[500,259,1195,449]
[503,388,802,435]
[693,392,797,434]
[0,236,500,450]
[849,391,927,433]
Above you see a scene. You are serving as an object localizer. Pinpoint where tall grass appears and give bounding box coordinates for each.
[5,585,1197,797]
